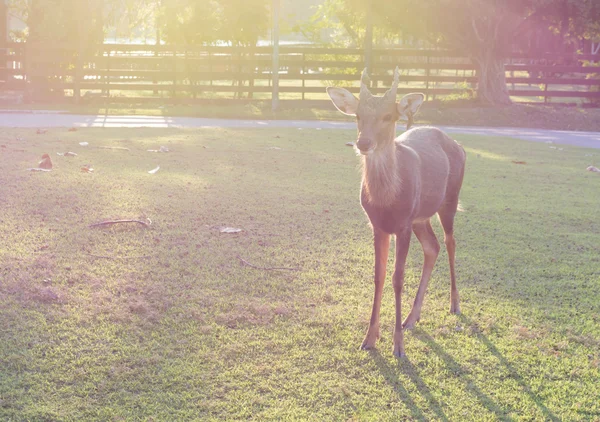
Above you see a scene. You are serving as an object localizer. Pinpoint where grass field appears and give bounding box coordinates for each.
[0,127,599,420]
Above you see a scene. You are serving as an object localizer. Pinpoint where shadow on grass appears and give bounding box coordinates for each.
[369,350,449,422]
[412,329,514,421]
[457,314,561,422]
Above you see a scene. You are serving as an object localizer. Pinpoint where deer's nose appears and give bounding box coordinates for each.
[356,138,373,152]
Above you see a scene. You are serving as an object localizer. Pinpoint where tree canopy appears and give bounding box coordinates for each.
[7,0,271,47]
[304,0,600,105]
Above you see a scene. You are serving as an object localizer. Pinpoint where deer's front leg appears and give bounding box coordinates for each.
[392,228,411,358]
[361,227,390,350]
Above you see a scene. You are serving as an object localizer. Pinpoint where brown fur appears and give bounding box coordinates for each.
[361,127,465,234]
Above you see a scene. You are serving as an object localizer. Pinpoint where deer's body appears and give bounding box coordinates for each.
[327,69,466,357]
[361,127,465,234]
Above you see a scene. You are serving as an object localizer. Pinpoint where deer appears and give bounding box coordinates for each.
[326,68,466,357]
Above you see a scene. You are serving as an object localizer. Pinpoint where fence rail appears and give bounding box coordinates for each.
[0,43,599,105]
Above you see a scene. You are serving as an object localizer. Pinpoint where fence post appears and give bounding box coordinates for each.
[0,0,6,91]
[302,52,305,101]
[271,0,280,111]
[73,2,85,104]
[425,53,430,101]
[172,48,177,100]
[103,46,110,99]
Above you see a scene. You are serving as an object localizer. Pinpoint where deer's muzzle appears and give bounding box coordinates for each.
[356,138,373,153]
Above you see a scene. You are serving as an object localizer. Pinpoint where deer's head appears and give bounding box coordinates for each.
[326,68,425,155]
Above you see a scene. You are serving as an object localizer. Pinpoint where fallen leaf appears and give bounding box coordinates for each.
[36,129,48,134]
[81,165,94,173]
[512,161,527,165]
[345,142,355,147]
[57,152,78,157]
[267,146,282,150]
[27,168,52,172]
[38,153,53,169]
[220,227,243,234]
[148,166,160,174]
[147,146,169,153]
[79,142,89,146]
[69,127,78,132]
[587,166,600,173]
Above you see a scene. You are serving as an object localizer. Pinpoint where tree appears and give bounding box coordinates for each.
[305,0,600,106]
[378,0,600,105]
[156,0,269,46]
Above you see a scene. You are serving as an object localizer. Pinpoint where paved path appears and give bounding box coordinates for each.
[1,112,599,148]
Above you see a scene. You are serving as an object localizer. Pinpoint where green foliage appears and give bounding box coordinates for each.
[8,0,270,47]
[8,0,105,45]
[160,0,269,46]
[440,81,475,102]
[0,127,599,420]
[302,0,600,105]
[296,0,397,47]
[160,0,220,44]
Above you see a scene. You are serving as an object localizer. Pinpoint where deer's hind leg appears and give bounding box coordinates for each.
[438,203,460,314]
[403,219,440,329]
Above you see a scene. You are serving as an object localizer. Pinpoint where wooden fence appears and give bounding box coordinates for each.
[0,43,599,105]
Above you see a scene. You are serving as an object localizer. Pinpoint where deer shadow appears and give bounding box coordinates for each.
[456,314,561,422]
[406,322,561,422]
[369,349,449,422]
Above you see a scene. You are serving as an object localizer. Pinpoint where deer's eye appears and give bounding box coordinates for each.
[383,114,393,122]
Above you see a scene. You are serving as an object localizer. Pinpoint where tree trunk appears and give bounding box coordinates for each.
[472,52,512,106]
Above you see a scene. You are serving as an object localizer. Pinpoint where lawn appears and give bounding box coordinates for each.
[0,126,599,421]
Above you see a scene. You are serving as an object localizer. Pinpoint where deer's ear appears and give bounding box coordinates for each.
[397,93,425,121]
[326,87,359,116]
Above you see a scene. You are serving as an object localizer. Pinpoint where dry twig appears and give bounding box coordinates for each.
[97,146,130,151]
[89,219,152,228]
[237,255,300,272]
[86,253,152,260]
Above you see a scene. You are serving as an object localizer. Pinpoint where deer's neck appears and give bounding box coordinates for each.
[362,142,401,207]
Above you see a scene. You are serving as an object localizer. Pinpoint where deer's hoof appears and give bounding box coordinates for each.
[393,349,406,359]
[450,305,461,315]
[402,315,420,330]
[360,337,377,350]
[360,343,374,351]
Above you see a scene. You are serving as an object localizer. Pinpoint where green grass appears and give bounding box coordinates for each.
[0,127,599,420]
